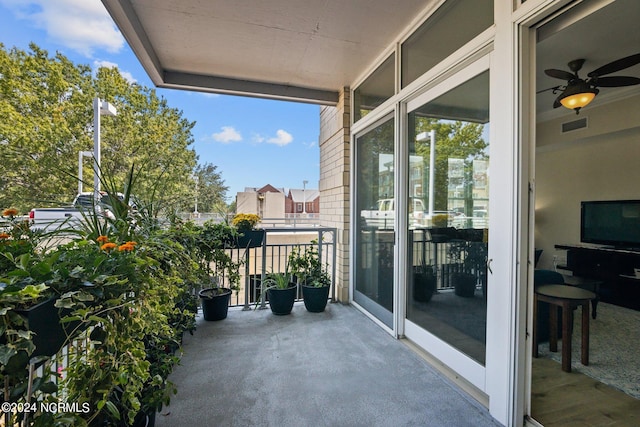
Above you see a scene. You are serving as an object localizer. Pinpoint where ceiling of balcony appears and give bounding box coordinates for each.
[102,0,639,115]
[101,0,433,105]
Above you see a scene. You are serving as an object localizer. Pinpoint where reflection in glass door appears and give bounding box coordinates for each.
[354,117,395,328]
[405,71,490,366]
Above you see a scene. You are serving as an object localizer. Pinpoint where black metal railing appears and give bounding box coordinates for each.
[197,227,337,309]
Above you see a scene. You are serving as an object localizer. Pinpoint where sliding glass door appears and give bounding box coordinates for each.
[354,117,395,328]
[404,67,490,387]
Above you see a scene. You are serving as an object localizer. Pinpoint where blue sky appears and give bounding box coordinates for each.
[0,0,321,202]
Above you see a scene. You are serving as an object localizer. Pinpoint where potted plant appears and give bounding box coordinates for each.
[0,208,83,369]
[413,264,436,302]
[231,213,265,248]
[194,221,243,321]
[260,269,297,315]
[448,239,487,298]
[288,242,331,312]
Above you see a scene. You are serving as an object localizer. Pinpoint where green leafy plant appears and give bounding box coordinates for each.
[0,167,200,426]
[287,240,331,288]
[195,220,244,296]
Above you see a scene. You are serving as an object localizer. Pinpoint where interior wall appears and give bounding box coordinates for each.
[534,93,640,270]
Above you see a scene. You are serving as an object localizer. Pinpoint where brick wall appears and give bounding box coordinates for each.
[319,87,351,302]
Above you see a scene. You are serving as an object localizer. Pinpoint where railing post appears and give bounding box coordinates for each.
[243,248,250,310]
[259,230,268,309]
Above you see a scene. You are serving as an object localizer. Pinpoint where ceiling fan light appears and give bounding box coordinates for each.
[560,92,597,109]
[558,82,599,113]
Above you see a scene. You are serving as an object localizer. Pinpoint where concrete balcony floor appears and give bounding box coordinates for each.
[156,302,500,427]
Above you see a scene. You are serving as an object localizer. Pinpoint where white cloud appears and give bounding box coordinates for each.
[212,126,242,143]
[1,0,125,57]
[267,129,293,146]
[93,60,137,83]
[251,133,266,144]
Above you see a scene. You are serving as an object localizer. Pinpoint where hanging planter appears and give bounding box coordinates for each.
[236,229,265,249]
[199,288,232,321]
[15,297,82,358]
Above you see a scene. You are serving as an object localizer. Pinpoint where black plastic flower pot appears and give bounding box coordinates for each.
[15,297,82,358]
[413,271,436,303]
[199,288,232,321]
[236,229,265,248]
[302,285,330,312]
[452,273,477,298]
[267,285,297,315]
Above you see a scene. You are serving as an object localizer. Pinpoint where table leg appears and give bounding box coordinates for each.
[562,302,573,372]
[581,301,590,366]
[549,304,558,353]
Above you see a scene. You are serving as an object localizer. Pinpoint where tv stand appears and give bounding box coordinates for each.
[555,244,640,311]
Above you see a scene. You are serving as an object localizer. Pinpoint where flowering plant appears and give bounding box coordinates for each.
[231,213,261,231]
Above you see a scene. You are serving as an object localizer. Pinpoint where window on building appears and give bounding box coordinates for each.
[354,53,395,122]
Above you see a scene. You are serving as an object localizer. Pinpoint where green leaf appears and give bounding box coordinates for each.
[60,315,82,323]
[0,345,17,365]
[104,400,120,420]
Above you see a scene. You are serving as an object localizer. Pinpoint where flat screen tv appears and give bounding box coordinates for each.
[581,200,640,249]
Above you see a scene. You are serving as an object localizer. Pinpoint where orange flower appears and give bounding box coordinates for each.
[0,232,10,239]
[2,208,18,217]
[118,243,135,252]
[100,242,117,251]
[125,241,137,246]
[96,235,109,243]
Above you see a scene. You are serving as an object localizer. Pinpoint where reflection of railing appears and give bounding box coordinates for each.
[202,228,336,309]
[410,229,487,290]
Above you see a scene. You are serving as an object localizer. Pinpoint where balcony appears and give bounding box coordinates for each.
[155,303,499,427]
[1,226,499,426]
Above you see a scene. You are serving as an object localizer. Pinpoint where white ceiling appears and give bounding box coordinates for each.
[102,0,433,105]
[102,0,640,113]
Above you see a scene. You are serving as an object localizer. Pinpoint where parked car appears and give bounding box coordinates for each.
[29,192,124,230]
[361,198,427,228]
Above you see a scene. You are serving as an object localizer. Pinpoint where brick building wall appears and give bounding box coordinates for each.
[319,87,350,303]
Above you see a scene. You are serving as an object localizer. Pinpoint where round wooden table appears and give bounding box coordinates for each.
[533,284,596,372]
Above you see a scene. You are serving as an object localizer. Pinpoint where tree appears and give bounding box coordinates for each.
[0,43,95,210]
[0,43,227,214]
[413,117,487,214]
[192,162,229,213]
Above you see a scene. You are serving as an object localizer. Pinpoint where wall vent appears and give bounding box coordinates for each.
[561,117,588,133]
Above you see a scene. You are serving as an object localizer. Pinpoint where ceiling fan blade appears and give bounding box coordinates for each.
[545,69,575,80]
[553,96,562,108]
[588,53,640,77]
[592,76,640,87]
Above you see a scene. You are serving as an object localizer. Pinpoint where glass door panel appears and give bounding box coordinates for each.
[354,117,395,328]
[405,71,489,365]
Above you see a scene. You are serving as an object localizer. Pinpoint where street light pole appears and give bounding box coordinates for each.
[93,97,117,198]
[428,130,435,218]
[416,130,436,218]
[194,175,199,215]
[302,180,308,215]
[78,151,92,194]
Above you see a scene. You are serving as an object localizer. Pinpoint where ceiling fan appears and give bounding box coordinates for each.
[540,53,640,114]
